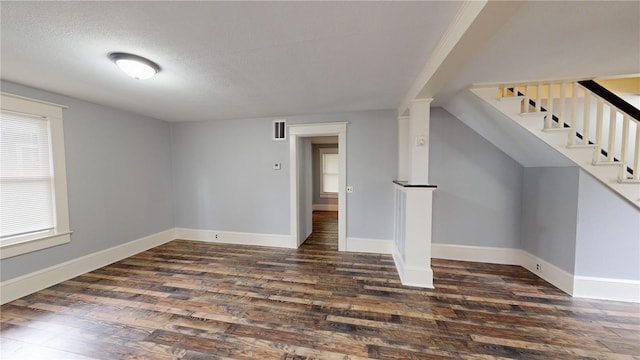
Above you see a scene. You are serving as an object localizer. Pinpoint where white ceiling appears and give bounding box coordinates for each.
[437,1,640,106]
[1,1,638,123]
[0,1,460,122]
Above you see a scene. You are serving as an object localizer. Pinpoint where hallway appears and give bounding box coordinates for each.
[300,211,338,251]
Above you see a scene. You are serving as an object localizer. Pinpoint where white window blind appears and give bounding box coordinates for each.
[0,111,55,239]
[322,152,339,193]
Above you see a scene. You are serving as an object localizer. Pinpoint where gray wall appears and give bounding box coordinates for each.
[575,170,640,280]
[1,81,174,281]
[521,167,579,274]
[429,107,523,248]
[171,109,397,241]
[312,143,339,207]
[170,117,290,235]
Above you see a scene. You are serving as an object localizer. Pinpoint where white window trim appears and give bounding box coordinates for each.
[318,147,338,199]
[1,92,71,260]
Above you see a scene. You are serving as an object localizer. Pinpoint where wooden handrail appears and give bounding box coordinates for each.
[578,80,640,124]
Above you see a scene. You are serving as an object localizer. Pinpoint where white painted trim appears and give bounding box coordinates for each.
[289,122,347,251]
[313,204,338,212]
[397,116,409,181]
[1,91,68,110]
[4,230,637,304]
[0,232,71,260]
[432,243,521,265]
[472,76,596,88]
[573,276,640,303]
[175,228,293,249]
[518,251,575,296]
[432,244,575,296]
[1,93,71,258]
[392,243,434,288]
[398,0,487,115]
[346,237,392,254]
[432,244,574,295]
[434,244,640,303]
[0,228,175,305]
[288,122,348,136]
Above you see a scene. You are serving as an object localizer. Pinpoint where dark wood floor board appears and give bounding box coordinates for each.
[470,334,637,360]
[146,328,288,359]
[224,323,371,358]
[2,211,639,359]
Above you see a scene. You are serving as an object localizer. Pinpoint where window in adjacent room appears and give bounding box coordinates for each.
[0,92,71,259]
[319,147,338,198]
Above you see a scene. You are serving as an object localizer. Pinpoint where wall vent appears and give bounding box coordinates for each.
[273,120,286,140]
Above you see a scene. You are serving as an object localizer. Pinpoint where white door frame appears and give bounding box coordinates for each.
[289,122,347,250]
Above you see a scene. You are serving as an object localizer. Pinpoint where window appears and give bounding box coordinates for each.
[319,147,338,197]
[0,92,70,259]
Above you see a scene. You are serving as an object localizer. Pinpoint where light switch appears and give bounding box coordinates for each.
[273,162,281,170]
[346,186,353,193]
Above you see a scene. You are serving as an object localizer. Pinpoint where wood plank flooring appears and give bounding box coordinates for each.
[1,211,639,359]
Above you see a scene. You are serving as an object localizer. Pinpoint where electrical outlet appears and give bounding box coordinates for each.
[535,263,541,272]
[346,186,354,193]
[215,234,218,239]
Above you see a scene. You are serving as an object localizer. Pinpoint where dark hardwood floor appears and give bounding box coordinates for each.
[1,211,639,359]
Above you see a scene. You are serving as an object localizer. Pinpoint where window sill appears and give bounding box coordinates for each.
[0,231,71,259]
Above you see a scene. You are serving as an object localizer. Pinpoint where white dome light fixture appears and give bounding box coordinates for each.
[109,52,160,80]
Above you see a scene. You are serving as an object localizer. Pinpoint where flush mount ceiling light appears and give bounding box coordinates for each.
[109,52,160,80]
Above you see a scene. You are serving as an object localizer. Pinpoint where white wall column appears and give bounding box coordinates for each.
[393,184,436,288]
[397,116,409,181]
[393,98,436,289]
[408,99,432,185]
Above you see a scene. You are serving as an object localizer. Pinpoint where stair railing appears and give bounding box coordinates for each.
[498,80,639,182]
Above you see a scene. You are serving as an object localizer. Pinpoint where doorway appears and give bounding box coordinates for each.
[288,122,346,250]
[305,136,339,249]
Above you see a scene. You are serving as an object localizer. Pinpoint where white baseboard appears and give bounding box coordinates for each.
[432,243,521,265]
[392,244,434,288]
[400,243,640,302]
[346,237,392,254]
[4,231,637,304]
[312,204,338,211]
[0,228,175,305]
[175,228,294,249]
[573,276,640,303]
[518,251,575,295]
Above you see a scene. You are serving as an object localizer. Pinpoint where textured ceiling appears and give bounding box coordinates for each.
[2,1,638,123]
[0,1,460,122]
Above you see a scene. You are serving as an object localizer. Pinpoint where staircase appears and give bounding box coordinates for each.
[470,79,640,209]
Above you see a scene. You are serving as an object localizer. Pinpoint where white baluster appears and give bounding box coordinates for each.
[558,82,565,129]
[523,84,531,113]
[620,115,629,180]
[545,83,553,129]
[593,99,603,163]
[607,107,616,162]
[569,82,577,145]
[583,91,590,145]
[634,123,640,181]
[535,82,542,112]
